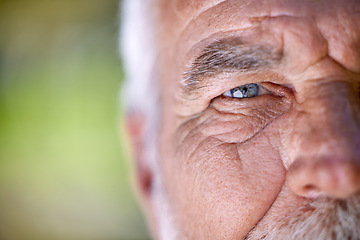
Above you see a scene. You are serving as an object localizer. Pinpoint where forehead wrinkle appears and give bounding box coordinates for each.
[182,38,281,94]
[157,0,229,43]
[174,0,227,19]
[178,0,255,41]
[176,1,346,57]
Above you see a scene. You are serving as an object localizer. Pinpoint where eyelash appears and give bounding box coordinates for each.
[223,83,260,99]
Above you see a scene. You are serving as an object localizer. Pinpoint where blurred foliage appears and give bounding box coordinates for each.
[0,0,149,239]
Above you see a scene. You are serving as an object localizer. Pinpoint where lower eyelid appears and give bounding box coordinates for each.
[181,85,293,144]
[200,95,292,143]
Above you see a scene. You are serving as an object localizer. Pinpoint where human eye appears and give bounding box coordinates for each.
[206,82,294,143]
[222,83,269,99]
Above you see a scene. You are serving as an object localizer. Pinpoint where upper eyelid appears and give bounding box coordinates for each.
[212,83,295,113]
[182,37,281,95]
[178,72,291,117]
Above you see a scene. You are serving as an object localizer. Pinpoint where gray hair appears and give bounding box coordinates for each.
[120,1,179,239]
[120,0,159,173]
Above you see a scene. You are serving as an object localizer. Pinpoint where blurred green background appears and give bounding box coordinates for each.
[0,0,149,239]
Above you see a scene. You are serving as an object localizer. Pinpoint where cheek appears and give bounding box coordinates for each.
[165,127,286,239]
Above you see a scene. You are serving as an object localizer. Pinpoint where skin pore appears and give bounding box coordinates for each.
[133,0,360,239]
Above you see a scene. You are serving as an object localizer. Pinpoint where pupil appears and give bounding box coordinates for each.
[242,87,248,94]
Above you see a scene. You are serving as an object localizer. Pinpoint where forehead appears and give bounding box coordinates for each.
[155,0,360,97]
[157,0,360,62]
[172,0,222,13]
[158,0,360,29]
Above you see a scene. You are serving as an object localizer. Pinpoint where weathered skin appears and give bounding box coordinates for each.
[131,0,360,239]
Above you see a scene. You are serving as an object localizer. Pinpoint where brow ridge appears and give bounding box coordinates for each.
[182,38,281,92]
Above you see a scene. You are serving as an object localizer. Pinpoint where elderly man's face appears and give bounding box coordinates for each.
[143,0,360,239]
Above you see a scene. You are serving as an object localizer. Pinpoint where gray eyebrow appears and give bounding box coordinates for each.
[182,38,281,92]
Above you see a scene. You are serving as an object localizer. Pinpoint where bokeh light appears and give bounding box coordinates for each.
[0,0,149,239]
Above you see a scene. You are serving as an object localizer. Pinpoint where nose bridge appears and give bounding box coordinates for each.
[286,81,360,199]
[294,82,359,153]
